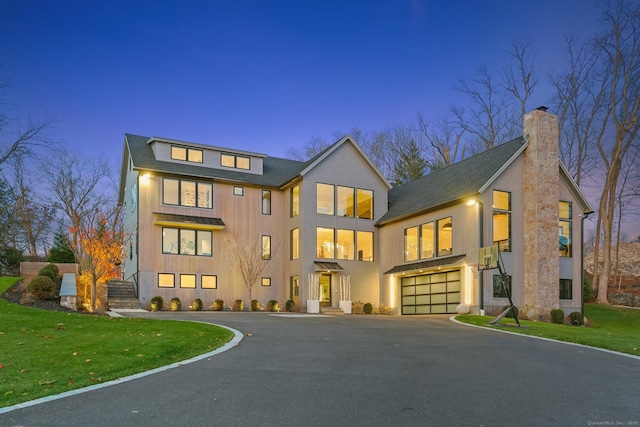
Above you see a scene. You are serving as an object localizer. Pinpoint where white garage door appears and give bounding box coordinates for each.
[401,270,461,315]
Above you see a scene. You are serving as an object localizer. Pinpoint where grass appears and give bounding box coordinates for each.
[456,303,640,357]
[0,277,234,408]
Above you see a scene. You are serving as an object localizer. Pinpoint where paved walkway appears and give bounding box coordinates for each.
[1,312,639,426]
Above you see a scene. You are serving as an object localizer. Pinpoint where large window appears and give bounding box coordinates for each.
[221,153,250,170]
[163,178,212,209]
[317,183,335,215]
[493,190,511,252]
[559,201,572,257]
[357,231,373,261]
[493,274,512,298]
[317,227,335,258]
[262,235,271,260]
[357,189,373,219]
[405,226,419,262]
[291,228,299,259]
[162,228,212,257]
[262,190,271,215]
[559,279,572,299]
[337,229,355,260]
[337,186,355,217]
[291,185,300,217]
[437,217,453,256]
[171,146,203,163]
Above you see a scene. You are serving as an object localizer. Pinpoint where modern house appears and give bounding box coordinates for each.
[117,107,593,318]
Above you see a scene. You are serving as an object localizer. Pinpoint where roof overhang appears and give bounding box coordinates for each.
[384,254,466,275]
[153,213,226,231]
[314,261,344,272]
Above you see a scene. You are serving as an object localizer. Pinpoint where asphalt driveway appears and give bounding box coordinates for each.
[1,312,639,426]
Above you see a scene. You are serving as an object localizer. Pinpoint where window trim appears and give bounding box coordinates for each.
[221,153,251,170]
[262,235,271,260]
[162,178,212,209]
[559,278,573,300]
[492,190,511,252]
[291,184,300,217]
[291,228,299,260]
[262,190,272,215]
[180,273,197,289]
[158,273,175,288]
[261,277,272,287]
[233,186,244,196]
[162,227,213,257]
[202,275,218,289]
[492,274,512,298]
[171,145,203,163]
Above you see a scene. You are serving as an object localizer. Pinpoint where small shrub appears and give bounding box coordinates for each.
[38,265,58,281]
[583,278,593,302]
[502,305,519,319]
[251,299,260,311]
[267,300,279,312]
[569,311,585,326]
[232,299,244,311]
[211,299,224,311]
[170,297,181,311]
[191,298,203,311]
[550,309,565,324]
[27,276,56,300]
[150,296,164,311]
[285,299,295,312]
[378,303,392,315]
[363,302,373,314]
[352,300,364,314]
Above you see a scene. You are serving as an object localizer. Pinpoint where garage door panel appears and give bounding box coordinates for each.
[401,269,461,315]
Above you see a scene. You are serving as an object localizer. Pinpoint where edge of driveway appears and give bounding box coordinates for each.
[0,322,243,415]
[449,316,640,361]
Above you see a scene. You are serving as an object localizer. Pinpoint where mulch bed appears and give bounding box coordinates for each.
[1,278,83,313]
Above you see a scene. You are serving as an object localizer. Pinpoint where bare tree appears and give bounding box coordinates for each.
[417,113,466,167]
[286,136,330,161]
[592,0,640,304]
[226,232,274,303]
[503,39,539,126]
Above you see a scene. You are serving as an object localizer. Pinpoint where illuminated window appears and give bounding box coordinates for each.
[356,231,373,261]
[337,186,355,217]
[221,153,250,170]
[317,227,334,258]
[158,273,175,288]
[493,190,511,251]
[262,235,271,260]
[357,189,373,219]
[337,229,355,260]
[437,217,452,256]
[420,222,435,259]
[405,226,418,262]
[171,146,203,163]
[559,201,572,257]
[290,276,299,303]
[291,228,299,259]
[291,185,300,217]
[262,277,271,287]
[202,275,217,289]
[163,228,212,257]
[180,274,196,289]
[262,190,271,215]
[559,279,572,299]
[317,183,334,215]
[163,178,212,209]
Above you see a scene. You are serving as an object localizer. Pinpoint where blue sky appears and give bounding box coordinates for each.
[1,0,604,165]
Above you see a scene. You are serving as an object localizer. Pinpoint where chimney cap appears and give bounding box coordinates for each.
[536,105,549,112]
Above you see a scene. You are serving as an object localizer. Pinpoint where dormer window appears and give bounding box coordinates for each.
[221,153,250,170]
[171,146,203,163]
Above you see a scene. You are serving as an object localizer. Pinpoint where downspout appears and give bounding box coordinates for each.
[581,212,591,316]
[479,200,484,314]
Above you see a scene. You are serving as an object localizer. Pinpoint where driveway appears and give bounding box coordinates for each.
[1,312,639,426]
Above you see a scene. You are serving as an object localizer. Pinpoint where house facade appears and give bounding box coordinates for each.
[117,108,592,317]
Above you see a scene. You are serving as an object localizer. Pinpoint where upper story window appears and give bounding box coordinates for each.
[262,190,271,215]
[317,227,373,261]
[559,201,572,257]
[163,178,212,209]
[262,235,271,260]
[171,146,203,163]
[291,228,299,259]
[162,228,212,257]
[221,153,250,170]
[493,190,511,252]
[405,216,453,262]
[316,183,374,219]
[291,185,300,217]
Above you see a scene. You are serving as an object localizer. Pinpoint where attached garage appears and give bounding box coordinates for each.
[401,270,461,315]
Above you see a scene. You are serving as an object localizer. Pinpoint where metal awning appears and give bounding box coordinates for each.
[153,213,226,231]
[314,261,344,271]
[384,254,466,275]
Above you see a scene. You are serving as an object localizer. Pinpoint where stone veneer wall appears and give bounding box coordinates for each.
[522,109,560,320]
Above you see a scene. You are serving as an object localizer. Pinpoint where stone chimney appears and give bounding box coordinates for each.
[522,107,560,320]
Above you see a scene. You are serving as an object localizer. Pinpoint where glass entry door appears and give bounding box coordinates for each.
[319,274,331,307]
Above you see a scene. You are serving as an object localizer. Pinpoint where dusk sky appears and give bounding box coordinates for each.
[1,0,605,161]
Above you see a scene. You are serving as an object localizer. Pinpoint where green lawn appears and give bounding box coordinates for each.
[0,277,234,408]
[456,303,640,357]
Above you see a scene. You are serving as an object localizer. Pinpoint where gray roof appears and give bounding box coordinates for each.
[124,133,307,188]
[384,254,467,274]
[376,137,527,226]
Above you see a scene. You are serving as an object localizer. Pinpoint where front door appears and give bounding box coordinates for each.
[319,274,331,307]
